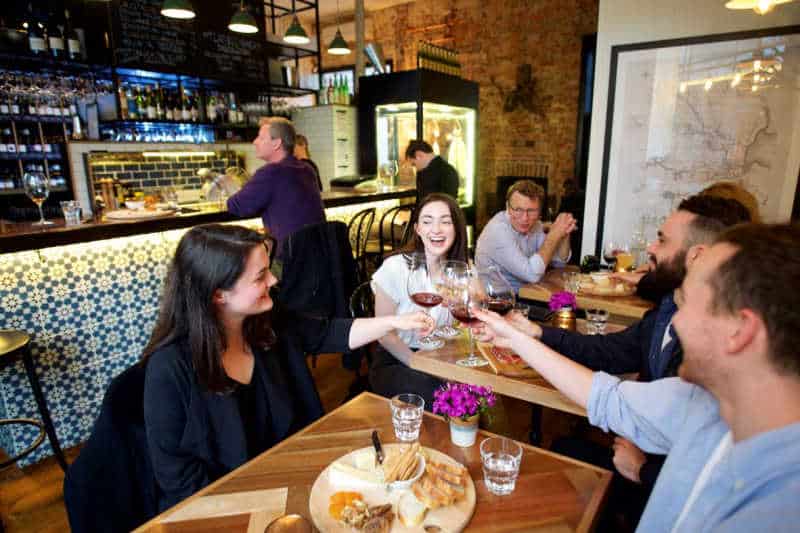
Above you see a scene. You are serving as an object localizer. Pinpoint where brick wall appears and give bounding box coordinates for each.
[87,151,241,196]
[307,0,598,226]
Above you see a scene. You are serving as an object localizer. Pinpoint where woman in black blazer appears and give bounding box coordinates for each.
[142,224,432,511]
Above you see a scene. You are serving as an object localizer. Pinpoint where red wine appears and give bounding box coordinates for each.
[450,304,479,325]
[411,292,443,308]
[487,299,513,316]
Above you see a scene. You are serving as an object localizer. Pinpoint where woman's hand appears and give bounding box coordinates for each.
[470,307,527,349]
[391,312,436,338]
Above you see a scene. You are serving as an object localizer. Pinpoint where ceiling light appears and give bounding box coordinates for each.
[679,82,687,93]
[161,0,196,19]
[284,15,310,44]
[327,0,351,55]
[229,1,259,34]
[752,85,758,92]
[724,0,795,15]
[704,80,713,91]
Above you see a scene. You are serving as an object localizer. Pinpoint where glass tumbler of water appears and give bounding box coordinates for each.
[585,308,609,335]
[480,437,522,496]
[390,393,425,442]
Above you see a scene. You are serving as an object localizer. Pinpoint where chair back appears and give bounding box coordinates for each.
[349,281,375,319]
[376,204,414,266]
[347,207,376,282]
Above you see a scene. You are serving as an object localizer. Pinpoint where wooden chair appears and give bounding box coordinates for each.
[343,282,376,402]
[347,207,376,283]
[365,204,414,267]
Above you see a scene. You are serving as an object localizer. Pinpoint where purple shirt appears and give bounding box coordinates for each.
[227,155,326,252]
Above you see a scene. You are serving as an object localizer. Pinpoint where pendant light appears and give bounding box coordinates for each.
[327,0,351,55]
[161,0,196,19]
[725,0,795,15]
[229,0,259,34]
[284,1,310,45]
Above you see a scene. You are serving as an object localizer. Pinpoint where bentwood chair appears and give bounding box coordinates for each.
[343,281,376,402]
[347,207,377,283]
[365,204,414,267]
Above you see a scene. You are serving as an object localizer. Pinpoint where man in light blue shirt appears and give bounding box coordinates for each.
[475,180,576,292]
[474,223,800,532]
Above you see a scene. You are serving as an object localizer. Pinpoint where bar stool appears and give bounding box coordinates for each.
[0,330,68,471]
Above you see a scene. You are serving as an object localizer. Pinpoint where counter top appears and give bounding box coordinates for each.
[1,185,415,253]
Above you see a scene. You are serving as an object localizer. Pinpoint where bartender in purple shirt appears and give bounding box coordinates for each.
[227,117,325,257]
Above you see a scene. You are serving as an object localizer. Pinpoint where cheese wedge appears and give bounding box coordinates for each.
[398,491,428,527]
[330,461,383,486]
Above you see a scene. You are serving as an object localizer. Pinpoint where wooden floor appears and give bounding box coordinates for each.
[0,353,576,532]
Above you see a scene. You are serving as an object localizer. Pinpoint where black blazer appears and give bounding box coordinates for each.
[143,313,353,511]
[416,156,459,202]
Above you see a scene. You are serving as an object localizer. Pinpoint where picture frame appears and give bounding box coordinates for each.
[596,25,800,254]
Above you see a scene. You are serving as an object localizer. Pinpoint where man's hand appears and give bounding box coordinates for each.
[609,271,646,285]
[612,437,646,484]
[392,312,435,337]
[547,213,578,241]
[470,309,542,346]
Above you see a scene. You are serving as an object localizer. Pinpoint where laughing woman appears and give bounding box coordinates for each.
[370,193,468,408]
[142,224,433,510]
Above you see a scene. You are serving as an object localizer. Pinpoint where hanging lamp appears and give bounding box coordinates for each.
[161,0,196,19]
[284,1,310,44]
[724,0,794,15]
[229,0,259,34]
[327,0,351,55]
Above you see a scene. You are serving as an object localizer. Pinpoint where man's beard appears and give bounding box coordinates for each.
[651,249,687,292]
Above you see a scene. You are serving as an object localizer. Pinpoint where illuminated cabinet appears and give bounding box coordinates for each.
[358,69,478,216]
[292,104,357,190]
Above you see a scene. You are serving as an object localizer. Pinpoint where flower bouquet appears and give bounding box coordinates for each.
[548,291,577,312]
[433,383,496,447]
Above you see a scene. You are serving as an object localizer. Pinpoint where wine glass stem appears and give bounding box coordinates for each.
[466,325,475,359]
[37,204,45,224]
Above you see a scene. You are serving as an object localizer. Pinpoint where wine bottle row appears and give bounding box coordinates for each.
[0,127,63,157]
[18,3,86,62]
[0,162,67,190]
[117,83,247,125]
[318,75,352,106]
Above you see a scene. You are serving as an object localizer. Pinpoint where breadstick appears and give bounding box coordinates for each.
[387,444,418,483]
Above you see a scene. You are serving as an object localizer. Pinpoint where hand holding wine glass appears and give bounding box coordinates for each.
[448,264,489,367]
[406,253,444,350]
[479,266,515,316]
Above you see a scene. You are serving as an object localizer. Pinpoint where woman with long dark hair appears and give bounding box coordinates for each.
[142,224,432,510]
[369,193,468,407]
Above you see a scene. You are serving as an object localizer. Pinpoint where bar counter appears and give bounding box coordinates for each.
[0,185,416,253]
[0,185,414,466]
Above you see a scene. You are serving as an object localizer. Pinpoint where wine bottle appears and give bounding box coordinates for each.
[64,9,81,61]
[127,85,138,119]
[10,94,20,115]
[47,12,65,59]
[164,90,174,121]
[146,87,156,119]
[206,93,217,123]
[118,83,129,119]
[135,86,146,120]
[0,129,8,153]
[181,87,191,121]
[26,4,47,56]
[155,83,165,119]
[18,128,30,153]
[0,94,8,115]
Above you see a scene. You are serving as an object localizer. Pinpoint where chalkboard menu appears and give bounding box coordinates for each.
[201,31,266,82]
[115,0,196,72]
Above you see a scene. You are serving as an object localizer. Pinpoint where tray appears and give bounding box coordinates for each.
[309,444,476,532]
[577,275,636,297]
[104,208,177,220]
[478,343,538,378]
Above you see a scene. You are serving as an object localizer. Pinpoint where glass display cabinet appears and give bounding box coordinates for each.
[359,70,478,216]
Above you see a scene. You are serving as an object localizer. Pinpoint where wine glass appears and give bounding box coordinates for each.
[448,264,489,367]
[432,259,468,339]
[479,265,515,316]
[602,240,619,269]
[406,253,444,350]
[23,172,54,226]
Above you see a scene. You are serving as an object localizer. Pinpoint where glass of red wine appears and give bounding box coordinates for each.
[448,264,489,367]
[432,259,468,339]
[479,265,515,317]
[406,252,445,350]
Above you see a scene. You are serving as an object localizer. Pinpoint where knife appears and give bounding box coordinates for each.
[371,430,385,466]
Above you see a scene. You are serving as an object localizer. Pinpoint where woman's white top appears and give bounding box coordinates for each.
[371,254,453,349]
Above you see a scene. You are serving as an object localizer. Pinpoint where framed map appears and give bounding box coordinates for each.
[596,26,800,254]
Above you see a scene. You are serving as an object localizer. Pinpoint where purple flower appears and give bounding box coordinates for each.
[431,382,497,422]
[549,291,577,311]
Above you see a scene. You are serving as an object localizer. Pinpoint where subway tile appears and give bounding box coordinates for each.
[123,164,141,172]
[149,171,164,179]
[140,163,155,171]
[132,171,148,180]
[156,163,172,170]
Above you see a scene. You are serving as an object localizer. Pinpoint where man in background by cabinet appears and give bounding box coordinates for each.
[227,117,325,263]
[405,140,460,202]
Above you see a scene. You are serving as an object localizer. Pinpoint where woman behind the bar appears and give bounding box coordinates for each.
[141,224,432,510]
[370,193,467,408]
[294,134,322,191]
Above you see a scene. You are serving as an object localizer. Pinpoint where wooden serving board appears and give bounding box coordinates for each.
[105,208,177,220]
[578,280,636,297]
[478,343,538,378]
[309,445,476,533]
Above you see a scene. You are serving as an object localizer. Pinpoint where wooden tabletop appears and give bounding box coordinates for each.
[518,268,654,319]
[134,392,611,533]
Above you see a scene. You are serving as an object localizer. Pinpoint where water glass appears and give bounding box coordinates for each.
[562,271,582,294]
[585,308,609,335]
[60,200,82,226]
[513,302,531,320]
[391,394,425,442]
[480,437,522,495]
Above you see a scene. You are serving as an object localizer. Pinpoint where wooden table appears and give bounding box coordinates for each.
[519,268,654,320]
[134,392,611,533]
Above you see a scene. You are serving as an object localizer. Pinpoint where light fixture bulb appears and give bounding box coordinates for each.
[679,82,687,93]
[752,84,758,92]
[284,15,310,44]
[724,0,795,15]
[161,0,196,19]
[754,59,762,71]
[755,0,775,13]
[327,28,351,55]
[732,72,742,87]
[704,80,713,91]
[229,2,259,33]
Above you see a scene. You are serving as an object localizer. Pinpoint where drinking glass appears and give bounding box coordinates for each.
[391,393,424,442]
[23,172,54,226]
[448,264,488,367]
[513,302,531,321]
[432,259,468,339]
[479,266,515,316]
[60,200,81,226]
[406,252,444,350]
[602,240,619,269]
[480,437,523,495]
[585,308,609,335]
[562,271,582,294]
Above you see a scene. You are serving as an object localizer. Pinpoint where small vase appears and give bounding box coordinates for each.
[552,307,577,331]
[449,414,480,447]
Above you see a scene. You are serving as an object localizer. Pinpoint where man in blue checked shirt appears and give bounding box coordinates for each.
[474,223,800,532]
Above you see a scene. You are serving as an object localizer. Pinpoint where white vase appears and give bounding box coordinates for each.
[449,414,479,447]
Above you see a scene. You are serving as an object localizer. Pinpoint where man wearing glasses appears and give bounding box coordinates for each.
[475,180,576,292]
